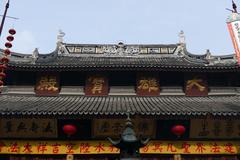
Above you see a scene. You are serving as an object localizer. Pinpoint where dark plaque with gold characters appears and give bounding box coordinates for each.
[136,74,160,96]
[35,73,60,96]
[85,75,108,96]
[185,75,208,96]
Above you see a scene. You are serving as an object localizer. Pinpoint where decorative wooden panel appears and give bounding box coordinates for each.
[35,73,60,96]
[85,75,108,96]
[93,118,156,138]
[185,75,208,96]
[190,119,240,139]
[0,118,57,138]
[136,74,160,96]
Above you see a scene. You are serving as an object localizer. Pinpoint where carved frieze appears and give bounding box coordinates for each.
[148,48,160,54]
[65,43,177,55]
[82,47,96,53]
[101,45,140,56]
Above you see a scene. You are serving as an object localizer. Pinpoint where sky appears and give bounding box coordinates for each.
[0,0,237,55]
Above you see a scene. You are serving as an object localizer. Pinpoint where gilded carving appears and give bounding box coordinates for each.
[186,78,206,92]
[36,76,58,92]
[138,78,159,92]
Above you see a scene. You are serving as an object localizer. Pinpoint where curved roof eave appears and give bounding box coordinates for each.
[1,43,239,72]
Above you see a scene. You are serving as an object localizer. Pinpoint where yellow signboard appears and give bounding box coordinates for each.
[190,119,240,139]
[0,140,239,155]
[0,118,57,138]
[93,118,155,138]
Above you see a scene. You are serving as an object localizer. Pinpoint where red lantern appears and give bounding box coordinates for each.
[63,124,77,136]
[5,42,12,48]
[0,64,7,70]
[9,29,16,35]
[1,57,9,63]
[7,35,14,42]
[4,49,11,55]
[171,125,186,137]
[0,72,6,78]
[0,80,3,86]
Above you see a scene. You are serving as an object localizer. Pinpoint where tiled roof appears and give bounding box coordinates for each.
[0,95,239,117]
[7,55,240,71]
[1,43,238,71]
[37,56,207,68]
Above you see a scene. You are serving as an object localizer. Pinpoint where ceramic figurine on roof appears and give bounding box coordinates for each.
[57,29,65,44]
[57,29,66,54]
[179,30,185,44]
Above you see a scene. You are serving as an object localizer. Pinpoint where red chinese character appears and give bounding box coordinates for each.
[79,143,90,153]
[9,142,19,153]
[211,143,221,153]
[182,142,191,154]
[108,144,119,153]
[224,143,235,154]
[95,142,105,153]
[37,143,47,154]
[23,143,32,153]
[142,145,149,153]
[0,142,6,152]
[66,143,75,154]
[152,143,163,153]
[195,143,206,153]
[167,143,177,152]
[52,143,61,154]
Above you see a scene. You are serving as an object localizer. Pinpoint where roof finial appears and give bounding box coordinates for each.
[32,48,39,59]
[57,29,65,44]
[179,30,185,44]
[205,49,211,60]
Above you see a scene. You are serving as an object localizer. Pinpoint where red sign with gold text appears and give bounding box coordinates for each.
[85,75,108,96]
[137,74,160,96]
[35,73,60,96]
[185,75,208,96]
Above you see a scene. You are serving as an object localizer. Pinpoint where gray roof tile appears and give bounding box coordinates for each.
[0,95,239,117]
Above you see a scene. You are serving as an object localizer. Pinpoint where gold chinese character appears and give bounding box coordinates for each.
[186,78,205,91]
[37,76,49,91]
[36,76,58,91]
[90,77,105,94]
[138,78,159,92]
[48,76,58,91]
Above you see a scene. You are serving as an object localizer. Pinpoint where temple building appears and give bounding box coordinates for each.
[0,31,239,160]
